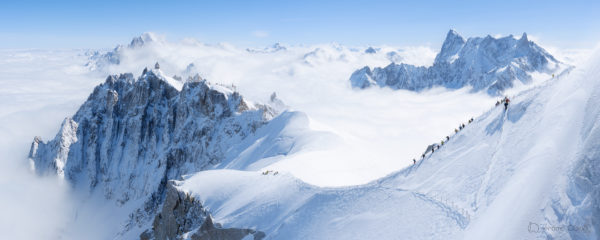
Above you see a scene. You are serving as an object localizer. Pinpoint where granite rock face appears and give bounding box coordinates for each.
[150,183,207,240]
[140,182,265,240]
[143,182,265,240]
[28,68,280,237]
[29,69,271,203]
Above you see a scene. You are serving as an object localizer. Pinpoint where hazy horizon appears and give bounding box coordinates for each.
[1,0,599,50]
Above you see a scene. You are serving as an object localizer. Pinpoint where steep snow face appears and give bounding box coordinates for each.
[350,30,566,95]
[176,52,600,239]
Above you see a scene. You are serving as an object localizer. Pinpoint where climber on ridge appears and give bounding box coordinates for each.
[504,96,510,110]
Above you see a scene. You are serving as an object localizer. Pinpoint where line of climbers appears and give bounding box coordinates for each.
[412,116,474,165]
[495,96,511,110]
[412,96,511,165]
[262,170,279,175]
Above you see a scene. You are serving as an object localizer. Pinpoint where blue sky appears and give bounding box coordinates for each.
[1,0,598,49]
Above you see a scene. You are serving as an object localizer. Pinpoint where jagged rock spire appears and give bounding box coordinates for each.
[521,32,528,42]
[435,29,466,64]
[350,29,562,95]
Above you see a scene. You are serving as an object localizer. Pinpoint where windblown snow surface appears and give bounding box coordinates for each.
[175,52,600,239]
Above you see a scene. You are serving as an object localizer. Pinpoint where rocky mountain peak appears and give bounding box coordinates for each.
[520,32,529,42]
[435,29,466,64]
[351,30,566,95]
[129,32,159,48]
[28,66,278,208]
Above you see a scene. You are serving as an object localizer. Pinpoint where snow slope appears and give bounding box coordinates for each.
[176,51,600,239]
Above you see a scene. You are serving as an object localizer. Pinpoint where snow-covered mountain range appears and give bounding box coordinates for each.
[13,31,598,240]
[82,32,437,86]
[350,30,568,95]
[246,43,287,53]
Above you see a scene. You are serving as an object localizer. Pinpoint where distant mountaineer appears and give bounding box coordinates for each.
[155,62,160,69]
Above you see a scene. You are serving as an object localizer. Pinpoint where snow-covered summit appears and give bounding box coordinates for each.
[434,29,466,64]
[246,43,287,53]
[365,46,378,54]
[86,32,165,70]
[129,32,160,48]
[350,30,566,95]
[141,66,184,91]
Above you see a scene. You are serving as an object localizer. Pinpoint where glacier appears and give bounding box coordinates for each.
[350,30,568,95]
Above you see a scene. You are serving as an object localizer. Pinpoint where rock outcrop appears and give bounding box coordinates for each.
[141,182,265,240]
